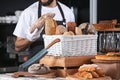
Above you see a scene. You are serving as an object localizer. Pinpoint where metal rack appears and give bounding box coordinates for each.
[97,28,120,54]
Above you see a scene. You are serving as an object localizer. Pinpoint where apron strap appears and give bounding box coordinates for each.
[38,2,66,26]
[57,2,66,24]
[38,1,42,18]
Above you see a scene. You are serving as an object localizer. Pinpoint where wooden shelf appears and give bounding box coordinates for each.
[97,28,120,32]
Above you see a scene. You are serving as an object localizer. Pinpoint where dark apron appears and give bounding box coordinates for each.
[29,2,66,58]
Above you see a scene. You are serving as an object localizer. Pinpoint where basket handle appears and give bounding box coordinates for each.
[46,38,60,49]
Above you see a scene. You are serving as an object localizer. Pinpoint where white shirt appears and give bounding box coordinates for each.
[13,1,75,38]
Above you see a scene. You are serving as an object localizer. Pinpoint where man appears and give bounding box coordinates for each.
[13,0,75,58]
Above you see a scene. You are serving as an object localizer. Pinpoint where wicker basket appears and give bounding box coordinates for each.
[43,35,98,56]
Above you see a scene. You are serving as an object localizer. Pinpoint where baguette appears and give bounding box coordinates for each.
[29,13,55,33]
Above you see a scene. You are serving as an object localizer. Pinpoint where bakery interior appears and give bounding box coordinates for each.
[0,0,120,80]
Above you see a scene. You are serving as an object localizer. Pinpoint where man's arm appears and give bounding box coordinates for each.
[15,37,32,52]
[15,28,42,52]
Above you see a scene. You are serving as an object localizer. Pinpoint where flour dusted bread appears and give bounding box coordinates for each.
[29,13,55,33]
[55,25,67,35]
[45,17,57,35]
[28,64,51,74]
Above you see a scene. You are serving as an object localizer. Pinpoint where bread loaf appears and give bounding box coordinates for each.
[67,22,76,34]
[29,13,55,33]
[45,17,57,35]
[28,64,51,74]
[55,25,67,35]
[63,31,75,36]
[75,27,82,35]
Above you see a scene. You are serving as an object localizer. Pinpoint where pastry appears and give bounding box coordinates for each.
[95,52,120,60]
[29,12,55,33]
[78,64,97,72]
[79,71,93,79]
[91,71,99,78]
[96,69,106,77]
[77,64,107,79]
[28,64,51,74]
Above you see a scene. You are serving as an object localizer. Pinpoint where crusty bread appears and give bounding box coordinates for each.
[55,25,67,35]
[63,31,75,36]
[67,22,77,34]
[75,27,82,35]
[28,64,51,74]
[45,17,57,35]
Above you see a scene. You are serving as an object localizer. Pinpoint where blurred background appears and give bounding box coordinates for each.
[0,0,120,73]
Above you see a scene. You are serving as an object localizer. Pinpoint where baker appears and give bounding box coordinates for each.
[13,0,75,59]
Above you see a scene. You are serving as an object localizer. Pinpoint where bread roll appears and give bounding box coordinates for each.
[79,71,93,79]
[75,27,82,35]
[45,17,57,35]
[63,31,75,36]
[55,25,67,35]
[29,12,55,33]
[28,64,51,74]
[67,22,76,34]
[91,71,99,78]
[96,69,106,77]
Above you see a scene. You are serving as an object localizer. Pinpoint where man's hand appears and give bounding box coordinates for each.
[26,28,42,42]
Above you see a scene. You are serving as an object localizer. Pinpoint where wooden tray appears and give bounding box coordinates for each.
[11,71,56,78]
[40,55,95,67]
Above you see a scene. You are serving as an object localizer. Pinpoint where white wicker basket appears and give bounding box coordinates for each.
[43,35,98,56]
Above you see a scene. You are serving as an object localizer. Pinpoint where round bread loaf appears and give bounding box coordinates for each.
[63,31,75,36]
[28,64,51,74]
[55,25,67,35]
